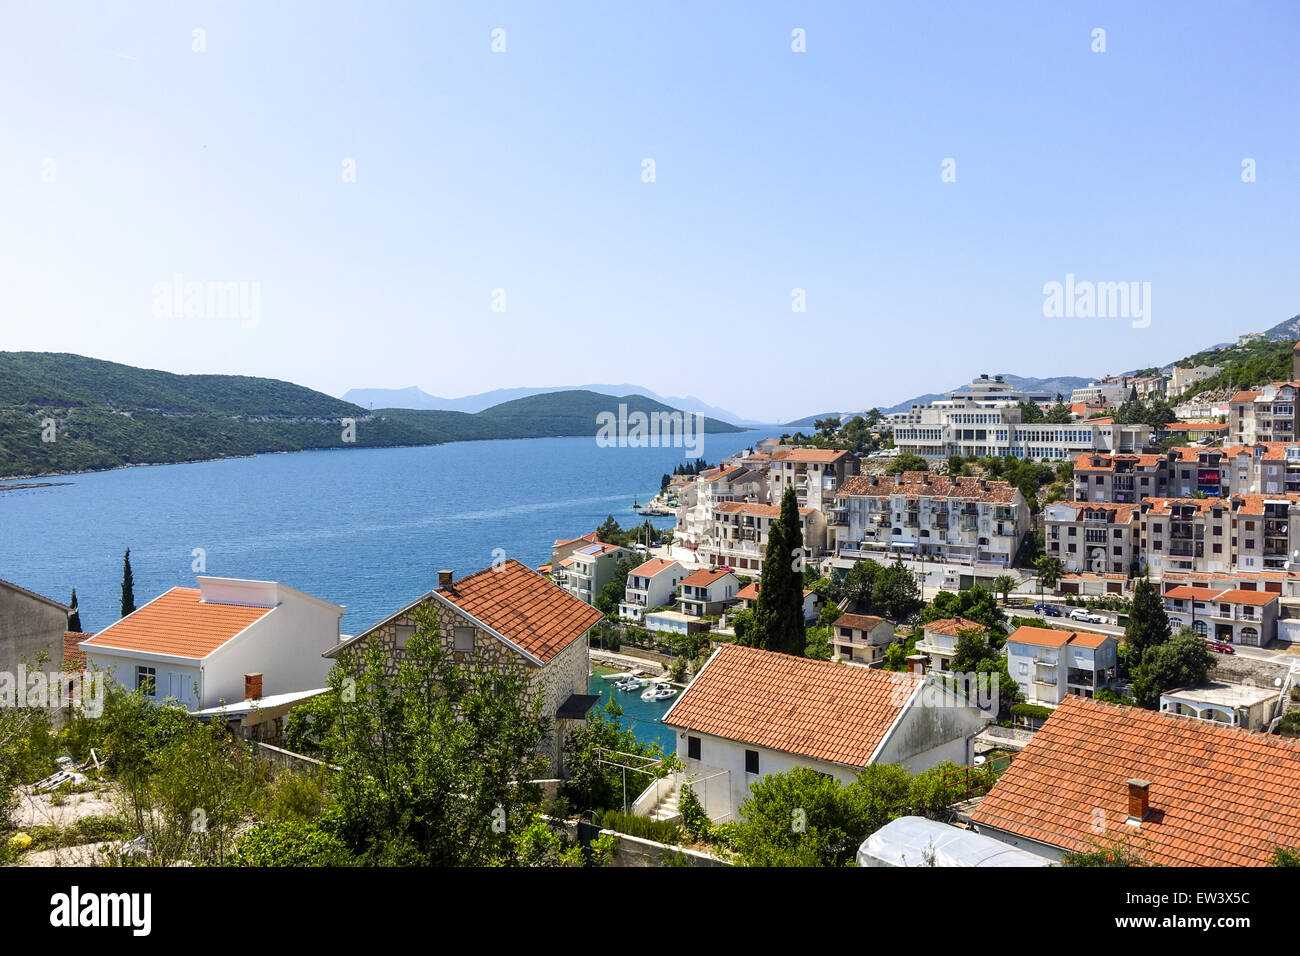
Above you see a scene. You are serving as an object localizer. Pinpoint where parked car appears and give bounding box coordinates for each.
[1034,603,1063,617]
[1068,608,1104,624]
[1204,640,1236,655]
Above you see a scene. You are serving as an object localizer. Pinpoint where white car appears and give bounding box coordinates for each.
[1068,608,1104,624]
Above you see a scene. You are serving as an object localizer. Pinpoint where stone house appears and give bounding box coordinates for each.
[0,577,69,676]
[326,559,602,776]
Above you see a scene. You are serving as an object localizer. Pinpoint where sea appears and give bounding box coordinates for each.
[0,430,765,744]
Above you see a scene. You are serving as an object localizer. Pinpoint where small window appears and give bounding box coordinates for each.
[394,624,415,649]
[454,626,475,653]
[745,749,760,775]
[687,736,701,760]
[136,665,156,698]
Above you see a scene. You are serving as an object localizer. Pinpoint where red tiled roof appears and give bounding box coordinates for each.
[680,567,735,588]
[630,557,678,578]
[971,696,1300,866]
[714,501,814,517]
[83,588,272,660]
[837,473,1020,504]
[663,644,920,767]
[1216,588,1279,607]
[771,448,850,463]
[63,631,91,669]
[1162,586,1226,602]
[735,582,812,602]
[436,559,603,664]
[835,613,887,631]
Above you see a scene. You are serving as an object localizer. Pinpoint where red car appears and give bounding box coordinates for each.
[1204,640,1235,655]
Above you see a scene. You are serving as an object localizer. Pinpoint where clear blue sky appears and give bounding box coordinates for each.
[1,2,1296,422]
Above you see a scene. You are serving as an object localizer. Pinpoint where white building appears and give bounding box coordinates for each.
[1004,625,1117,707]
[618,557,688,621]
[553,541,634,605]
[914,616,988,673]
[81,577,344,710]
[1160,681,1279,731]
[658,644,990,822]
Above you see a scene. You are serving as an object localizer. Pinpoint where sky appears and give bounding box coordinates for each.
[1,1,1297,423]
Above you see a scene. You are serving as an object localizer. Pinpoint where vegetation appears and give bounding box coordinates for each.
[120,548,136,618]
[562,697,671,815]
[885,453,930,475]
[1131,629,1217,709]
[753,486,808,656]
[1176,339,1297,401]
[599,809,682,845]
[1061,833,1154,867]
[67,588,81,631]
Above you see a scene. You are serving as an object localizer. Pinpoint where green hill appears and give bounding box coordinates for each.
[1173,339,1298,400]
[0,353,742,478]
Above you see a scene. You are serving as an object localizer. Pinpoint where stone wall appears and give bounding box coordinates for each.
[0,583,67,677]
[554,819,730,867]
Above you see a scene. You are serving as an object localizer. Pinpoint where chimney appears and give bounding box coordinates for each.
[1126,778,1151,824]
[244,673,262,701]
[906,654,927,676]
[438,569,454,589]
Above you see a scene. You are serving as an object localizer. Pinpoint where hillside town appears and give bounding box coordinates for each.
[6,341,1300,876]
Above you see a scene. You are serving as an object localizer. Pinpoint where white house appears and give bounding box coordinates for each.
[657,644,990,822]
[914,616,987,673]
[618,557,687,622]
[830,613,897,665]
[1004,625,1117,707]
[81,577,344,710]
[676,567,739,617]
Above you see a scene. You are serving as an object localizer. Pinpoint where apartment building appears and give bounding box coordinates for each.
[1073,452,1167,503]
[1004,625,1118,707]
[830,613,898,665]
[1231,494,1300,572]
[1167,364,1221,398]
[1163,446,1230,498]
[914,616,987,673]
[1138,497,1235,577]
[1161,585,1277,646]
[553,541,634,605]
[1131,375,1167,400]
[618,557,687,621]
[1068,383,1134,407]
[676,568,739,617]
[831,473,1030,568]
[892,398,1153,461]
[766,448,858,511]
[709,500,826,573]
[1230,382,1300,444]
[1220,443,1300,495]
[1043,501,1139,576]
[1160,569,1300,599]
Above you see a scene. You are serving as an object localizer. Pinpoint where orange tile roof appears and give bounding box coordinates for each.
[663,644,920,767]
[1006,625,1075,649]
[680,567,735,588]
[923,616,986,637]
[436,559,602,664]
[1216,588,1278,607]
[63,631,91,669]
[971,696,1300,866]
[552,531,600,548]
[837,473,1020,504]
[714,501,814,517]
[1162,585,1227,602]
[83,587,272,660]
[630,557,678,578]
[772,448,850,463]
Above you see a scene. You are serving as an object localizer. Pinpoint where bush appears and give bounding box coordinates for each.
[229,819,356,867]
[1280,710,1300,737]
[1011,703,1053,723]
[679,784,712,842]
[599,809,682,845]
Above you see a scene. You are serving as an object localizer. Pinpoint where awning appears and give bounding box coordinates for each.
[556,693,601,720]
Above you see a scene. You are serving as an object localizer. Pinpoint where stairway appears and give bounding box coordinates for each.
[649,784,682,822]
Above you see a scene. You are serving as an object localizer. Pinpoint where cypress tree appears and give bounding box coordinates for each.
[755,485,807,656]
[67,588,81,631]
[121,548,136,618]
[1123,576,1171,674]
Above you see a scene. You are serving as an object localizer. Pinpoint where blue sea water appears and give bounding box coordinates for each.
[0,432,762,638]
[587,669,679,754]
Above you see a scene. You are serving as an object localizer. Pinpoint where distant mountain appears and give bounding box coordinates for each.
[0,354,742,479]
[378,390,744,442]
[1257,314,1300,342]
[343,383,762,426]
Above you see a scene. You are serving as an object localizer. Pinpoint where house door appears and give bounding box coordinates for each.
[168,672,186,703]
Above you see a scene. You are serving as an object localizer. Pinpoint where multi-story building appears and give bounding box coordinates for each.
[1167,364,1221,398]
[1163,446,1230,498]
[914,616,987,672]
[830,613,898,665]
[767,448,857,512]
[709,500,827,573]
[1230,382,1300,445]
[831,473,1030,568]
[1220,443,1300,495]
[1138,497,1235,576]
[553,541,634,605]
[1004,625,1118,707]
[1161,422,1227,444]
[1160,585,1278,646]
[1068,382,1134,407]
[1043,502,1139,576]
[1073,452,1168,503]
[618,558,688,621]
[1132,375,1167,401]
[676,568,739,617]
[892,398,1153,461]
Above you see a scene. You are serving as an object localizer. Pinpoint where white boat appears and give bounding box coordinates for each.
[615,677,644,692]
[640,683,678,701]
[601,670,636,682]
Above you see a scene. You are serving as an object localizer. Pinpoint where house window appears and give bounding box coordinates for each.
[745,749,760,775]
[454,626,475,653]
[136,665,157,697]
[395,624,415,649]
[687,736,701,760]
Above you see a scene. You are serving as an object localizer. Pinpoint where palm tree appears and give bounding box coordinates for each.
[992,574,1018,606]
[1034,555,1064,607]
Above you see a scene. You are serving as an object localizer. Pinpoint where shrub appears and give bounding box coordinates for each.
[599,809,682,845]
[1011,703,1053,723]
[679,784,712,842]
[229,819,356,867]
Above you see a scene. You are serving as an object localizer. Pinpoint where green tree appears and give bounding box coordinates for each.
[992,575,1017,606]
[804,625,833,661]
[872,558,922,622]
[1122,577,1171,675]
[120,548,136,618]
[753,485,807,655]
[595,556,636,617]
[67,588,81,631]
[885,453,930,475]
[1034,555,1063,593]
[813,416,841,439]
[1131,628,1217,709]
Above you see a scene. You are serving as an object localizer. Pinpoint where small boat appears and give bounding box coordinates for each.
[601,670,636,682]
[640,683,678,702]
[615,677,644,692]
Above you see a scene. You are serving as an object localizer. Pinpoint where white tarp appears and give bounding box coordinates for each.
[857,816,1050,867]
